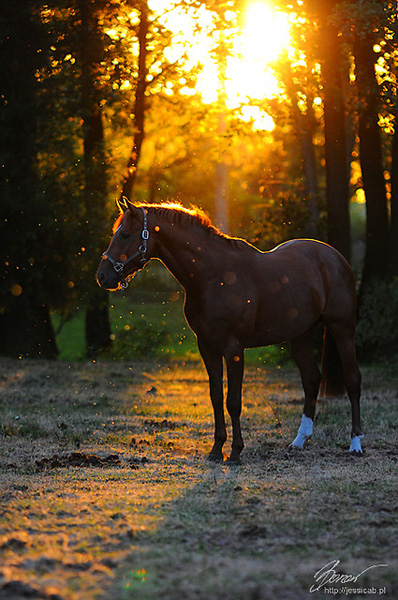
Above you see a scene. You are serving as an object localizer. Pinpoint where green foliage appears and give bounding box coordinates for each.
[3,0,398,360]
[108,286,199,361]
[53,311,87,361]
[245,344,292,366]
[112,317,172,359]
[357,276,398,360]
[250,189,320,250]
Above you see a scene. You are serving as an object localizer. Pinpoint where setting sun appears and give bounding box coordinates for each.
[150,0,293,129]
[243,1,291,64]
[225,1,291,105]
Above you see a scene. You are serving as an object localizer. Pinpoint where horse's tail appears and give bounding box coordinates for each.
[320,327,345,397]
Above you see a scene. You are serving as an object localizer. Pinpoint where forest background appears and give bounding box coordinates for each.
[1,0,398,363]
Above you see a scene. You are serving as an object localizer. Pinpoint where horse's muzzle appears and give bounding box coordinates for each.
[96,261,121,291]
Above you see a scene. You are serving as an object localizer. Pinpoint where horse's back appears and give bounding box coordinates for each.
[252,238,356,322]
[270,238,347,264]
[266,239,353,285]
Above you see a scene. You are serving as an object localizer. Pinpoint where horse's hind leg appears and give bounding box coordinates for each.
[327,322,363,453]
[290,326,321,449]
[225,346,245,463]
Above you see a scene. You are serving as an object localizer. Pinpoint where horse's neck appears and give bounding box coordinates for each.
[154,219,222,292]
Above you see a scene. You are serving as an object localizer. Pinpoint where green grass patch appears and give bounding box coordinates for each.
[52,309,87,361]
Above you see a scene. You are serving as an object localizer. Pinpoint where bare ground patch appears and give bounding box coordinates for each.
[0,358,397,599]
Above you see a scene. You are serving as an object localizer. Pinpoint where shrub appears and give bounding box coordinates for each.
[112,317,172,359]
[356,276,398,360]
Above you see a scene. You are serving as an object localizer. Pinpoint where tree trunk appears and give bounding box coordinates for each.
[354,33,390,281]
[78,0,112,354]
[390,114,398,275]
[0,301,58,359]
[0,0,58,358]
[300,105,320,238]
[284,66,320,237]
[214,35,229,234]
[319,22,351,261]
[215,162,229,233]
[120,1,149,201]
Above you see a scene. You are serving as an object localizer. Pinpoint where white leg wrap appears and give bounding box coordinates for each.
[349,434,364,453]
[291,414,313,449]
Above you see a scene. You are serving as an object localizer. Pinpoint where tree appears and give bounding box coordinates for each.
[318,7,351,260]
[280,55,321,238]
[0,0,58,358]
[376,1,398,275]
[354,30,390,281]
[287,0,352,259]
[77,0,112,354]
[119,0,150,201]
[390,114,398,274]
[328,0,398,358]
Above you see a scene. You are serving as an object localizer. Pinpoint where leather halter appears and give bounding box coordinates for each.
[101,206,149,289]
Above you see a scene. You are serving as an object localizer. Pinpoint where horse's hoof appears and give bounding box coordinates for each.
[288,443,304,452]
[349,449,364,457]
[207,452,223,462]
[226,452,242,465]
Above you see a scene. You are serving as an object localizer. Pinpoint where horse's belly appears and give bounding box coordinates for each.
[245,329,286,347]
[246,303,322,347]
[245,325,293,347]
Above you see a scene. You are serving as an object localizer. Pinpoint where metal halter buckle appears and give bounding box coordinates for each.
[114,262,125,273]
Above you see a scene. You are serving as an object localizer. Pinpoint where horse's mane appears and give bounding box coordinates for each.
[138,201,250,251]
[145,201,214,231]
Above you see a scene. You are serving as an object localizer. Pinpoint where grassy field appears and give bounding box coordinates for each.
[0,354,397,600]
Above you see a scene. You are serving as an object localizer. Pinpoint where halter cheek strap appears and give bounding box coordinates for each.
[101,206,149,289]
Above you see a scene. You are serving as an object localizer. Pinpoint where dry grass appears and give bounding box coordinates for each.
[0,357,397,600]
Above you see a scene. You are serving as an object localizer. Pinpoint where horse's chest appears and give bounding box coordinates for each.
[185,285,256,342]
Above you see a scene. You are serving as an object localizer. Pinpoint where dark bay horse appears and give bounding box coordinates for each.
[96,200,363,462]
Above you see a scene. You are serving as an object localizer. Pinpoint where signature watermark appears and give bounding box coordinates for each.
[310,559,388,595]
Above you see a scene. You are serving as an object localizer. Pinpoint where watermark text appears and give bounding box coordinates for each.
[310,560,388,594]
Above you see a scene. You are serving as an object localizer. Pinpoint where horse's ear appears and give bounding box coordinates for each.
[116,197,133,213]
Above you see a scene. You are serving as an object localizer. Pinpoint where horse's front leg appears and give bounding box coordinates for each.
[198,337,226,461]
[225,347,245,463]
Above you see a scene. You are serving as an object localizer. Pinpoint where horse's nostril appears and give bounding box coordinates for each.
[97,271,106,285]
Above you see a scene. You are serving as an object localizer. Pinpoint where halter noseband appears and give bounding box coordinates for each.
[101,206,149,290]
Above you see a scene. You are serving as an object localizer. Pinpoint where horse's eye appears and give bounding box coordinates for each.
[120,231,131,240]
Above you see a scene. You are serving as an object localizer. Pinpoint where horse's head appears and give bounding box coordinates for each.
[96,200,151,291]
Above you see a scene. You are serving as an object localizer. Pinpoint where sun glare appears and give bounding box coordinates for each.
[231,2,291,99]
[243,1,291,64]
[149,0,292,130]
